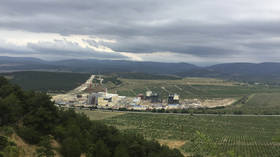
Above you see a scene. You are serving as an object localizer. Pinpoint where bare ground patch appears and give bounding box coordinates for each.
[157,139,186,149]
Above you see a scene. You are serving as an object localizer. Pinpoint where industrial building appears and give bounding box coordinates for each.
[88,92,124,107]
[168,94,180,104]
[145,91,161,103]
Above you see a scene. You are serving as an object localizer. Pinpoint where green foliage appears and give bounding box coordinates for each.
[36,147,55,157]
[1,71,90,92]
[17,127,41,145]
[113,144,129,157]
[22,93,59,134]
[0,136,19,157]
[103,76,122,85]
[1,126,14,136]
[36,136,55,157]
[188,131,215,157]
[0,136,8,151]
[0,93,22,125]
[1,145,19,157]
[87,140,111,157]
[61,137,81,157]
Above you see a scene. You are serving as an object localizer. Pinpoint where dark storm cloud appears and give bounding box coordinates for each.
[1,0,280,62]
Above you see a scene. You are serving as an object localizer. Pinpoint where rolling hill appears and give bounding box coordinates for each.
[2,56,280,82]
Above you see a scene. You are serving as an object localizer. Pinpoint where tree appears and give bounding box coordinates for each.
[61,137,81,157]
[114,144,129,157]
[17,126,41,144]
[128,142,145,157]
[87,140,111,157]
[23,93,59,134]
[96,140,111,157]
[0,94,21,125]
[36,136,55,157]
[0,136,8,151]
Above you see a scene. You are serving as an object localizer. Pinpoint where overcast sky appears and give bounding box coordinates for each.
[1,0,280,65]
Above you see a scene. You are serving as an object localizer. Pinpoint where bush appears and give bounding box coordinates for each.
[0,136,8,150]
[233,110,243,115]
[61,137,81,157]
[17,127,41,144]
[36,147,55,157]
[36,136,55,157]
[2,146,19,157]
[1,126,14,136]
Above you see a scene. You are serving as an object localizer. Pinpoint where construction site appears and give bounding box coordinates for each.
[52,75,236,111]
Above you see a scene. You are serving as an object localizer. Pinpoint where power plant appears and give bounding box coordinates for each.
[53,75,188,111]
[168,94,180,104]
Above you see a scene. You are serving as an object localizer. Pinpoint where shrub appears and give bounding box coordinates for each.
[17,127,41,144]
[0,136,8,150]
[2,146,19,157]
[61,137,81,157]
[36,136,55,157]
[1,126,14,136]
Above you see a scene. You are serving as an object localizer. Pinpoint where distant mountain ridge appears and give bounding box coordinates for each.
[0,56,198,74]
[1,56,280,82]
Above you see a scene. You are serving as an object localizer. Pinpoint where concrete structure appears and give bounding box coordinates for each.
[146,91,152,97]
[145,91,161,103]
[150,93,160,103]
[168,94,180,104]
[88,92,124,107]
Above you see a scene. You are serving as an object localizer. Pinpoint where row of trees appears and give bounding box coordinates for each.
[0,77,183,157]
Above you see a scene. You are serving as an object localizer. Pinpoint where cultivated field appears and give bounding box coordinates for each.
[246,93,280,109]
[93,112,280,157]
[222,93,280,115]
[104,77,280,99]
[76,109,125,120]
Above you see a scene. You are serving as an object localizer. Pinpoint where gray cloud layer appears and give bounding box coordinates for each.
[1,0,280,64]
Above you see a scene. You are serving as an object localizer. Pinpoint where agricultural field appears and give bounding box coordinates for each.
[219,93,280,115]
[103,76,280,99]
[75,109,125,120]
[3,71,280,100]
[97,112,280,157]
[246,93,280,109]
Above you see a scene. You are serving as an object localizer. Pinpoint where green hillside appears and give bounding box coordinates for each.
[1,71,91,92]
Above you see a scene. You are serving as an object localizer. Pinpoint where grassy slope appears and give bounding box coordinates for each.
[0,129,61,157]
[240,93,280,114]
[214,93,280,115]
[246,93,280,108]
